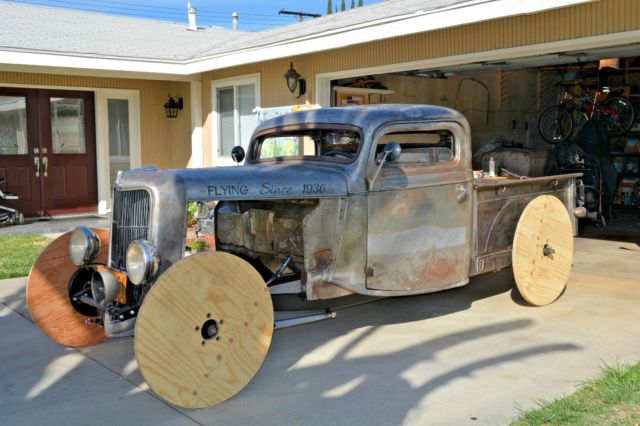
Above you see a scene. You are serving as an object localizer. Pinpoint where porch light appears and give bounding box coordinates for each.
[284,62,306,98]
[164,96,183,118]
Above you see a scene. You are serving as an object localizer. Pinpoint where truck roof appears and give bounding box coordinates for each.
[254,104,467,135]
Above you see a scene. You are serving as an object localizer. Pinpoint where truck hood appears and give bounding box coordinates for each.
[169,162,352,201]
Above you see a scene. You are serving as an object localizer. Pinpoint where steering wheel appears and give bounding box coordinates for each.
[323,150,354,160]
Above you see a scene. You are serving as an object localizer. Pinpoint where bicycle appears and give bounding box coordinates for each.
[0,177,24,225]
[538,82,635,144]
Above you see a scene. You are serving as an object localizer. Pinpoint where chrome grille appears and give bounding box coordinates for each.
[110,189,151,269]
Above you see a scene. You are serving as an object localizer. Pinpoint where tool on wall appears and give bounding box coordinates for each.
[454,77,489,124]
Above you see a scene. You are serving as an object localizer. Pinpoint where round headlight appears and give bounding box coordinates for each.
[69,226,101,266]
[126,240,159,285]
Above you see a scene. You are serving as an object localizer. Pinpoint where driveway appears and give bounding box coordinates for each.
[0,238,638,425]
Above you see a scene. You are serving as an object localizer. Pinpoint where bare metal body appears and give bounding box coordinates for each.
[28,105,583,409]
[106,104,578,317]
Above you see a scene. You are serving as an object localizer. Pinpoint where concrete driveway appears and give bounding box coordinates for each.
[1,238,638,425]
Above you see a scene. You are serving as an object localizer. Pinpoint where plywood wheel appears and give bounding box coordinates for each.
[512,195,574,306]
[135,251,274,409]
[26,228,109,347]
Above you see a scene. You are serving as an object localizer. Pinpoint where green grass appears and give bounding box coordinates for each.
[0,234,52,279]
[512,363,640,425]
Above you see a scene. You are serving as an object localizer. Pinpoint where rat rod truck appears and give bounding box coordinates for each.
[27,105,583,409]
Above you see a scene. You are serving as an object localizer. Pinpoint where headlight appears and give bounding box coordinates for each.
[69,226,101,266]
[126,240,159,285]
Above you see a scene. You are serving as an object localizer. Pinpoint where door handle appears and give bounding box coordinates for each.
[455,184,468,202]
[34,157,40,178]
[42,157,48,177]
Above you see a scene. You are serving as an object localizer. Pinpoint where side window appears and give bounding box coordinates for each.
[377,130,454,166]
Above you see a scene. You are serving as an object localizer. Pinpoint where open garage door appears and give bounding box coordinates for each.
[324,45,640,243]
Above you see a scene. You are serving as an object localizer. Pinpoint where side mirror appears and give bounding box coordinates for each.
[231,146,245,164]
[370,141,402,190]
[383,141,401,162]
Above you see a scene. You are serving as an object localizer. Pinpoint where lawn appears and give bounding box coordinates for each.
[0,234,51,279]
[512,363,640,425]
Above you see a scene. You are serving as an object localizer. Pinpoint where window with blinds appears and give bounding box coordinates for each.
[216,82,258,158]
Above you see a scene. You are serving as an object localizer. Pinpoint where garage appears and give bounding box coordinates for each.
[325,45,640,242]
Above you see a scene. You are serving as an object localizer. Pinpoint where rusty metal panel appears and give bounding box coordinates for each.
[273,217,303,256]
[470,174,577,276]
[302,197,367,300]
[366,184,472,291]
[328,194,367,291]
[364,121,472,292]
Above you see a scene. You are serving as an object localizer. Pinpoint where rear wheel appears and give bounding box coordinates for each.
[512,195,574,306]
[539,106,574,144]
[601,96,635,136]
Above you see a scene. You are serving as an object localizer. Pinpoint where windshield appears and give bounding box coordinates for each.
[250,129,361,162]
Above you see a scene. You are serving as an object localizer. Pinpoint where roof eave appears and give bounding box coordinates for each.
[0,0,595,77]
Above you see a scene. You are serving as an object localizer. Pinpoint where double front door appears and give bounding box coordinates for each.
[0,88,97,218]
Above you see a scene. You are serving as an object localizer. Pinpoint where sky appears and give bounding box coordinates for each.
[8,0,383,31]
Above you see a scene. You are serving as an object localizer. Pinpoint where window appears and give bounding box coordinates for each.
[213,76,259,161]
[50,97,86,154]
[252,129,361,162]
[0,95,28,155]
[108,99,131,189]
[377,130,454,166]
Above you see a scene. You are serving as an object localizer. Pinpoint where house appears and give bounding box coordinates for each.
[1,0,638,218]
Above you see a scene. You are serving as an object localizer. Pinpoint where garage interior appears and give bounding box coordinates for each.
[330,44,640,243]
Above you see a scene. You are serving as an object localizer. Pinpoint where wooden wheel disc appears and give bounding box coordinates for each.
[135,252,274,409]
[512,195,574,306]
[26,228,109,347]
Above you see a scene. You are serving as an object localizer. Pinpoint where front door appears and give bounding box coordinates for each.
[366,122,473,292]
[0,88,97,217]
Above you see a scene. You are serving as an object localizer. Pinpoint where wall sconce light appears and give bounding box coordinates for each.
[164,96,183,118]
[284,62,306,99]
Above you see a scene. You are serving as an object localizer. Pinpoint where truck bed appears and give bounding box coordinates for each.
[470,173,581,277]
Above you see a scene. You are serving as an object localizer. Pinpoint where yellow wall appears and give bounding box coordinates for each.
[0,71,192,169]
[3,0,637,168]
[201,0,640,165]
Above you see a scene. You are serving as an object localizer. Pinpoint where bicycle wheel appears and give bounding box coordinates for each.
[601,96,635,136]
[539,106,574,144]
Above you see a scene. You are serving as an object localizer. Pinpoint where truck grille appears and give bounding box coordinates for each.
[110,189,151,269]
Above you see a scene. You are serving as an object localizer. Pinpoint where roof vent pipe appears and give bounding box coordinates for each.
[232,12,239,31]
[188,3,197,31]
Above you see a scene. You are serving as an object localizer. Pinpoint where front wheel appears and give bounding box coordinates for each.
[601,96,635,136]
[538,106,574,144]
[135,251,274,409]
[26,228,110,347]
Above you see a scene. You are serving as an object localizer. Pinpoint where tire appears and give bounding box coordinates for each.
[539,106,574,144]
[601,96,635,136]
[11,212,23,225]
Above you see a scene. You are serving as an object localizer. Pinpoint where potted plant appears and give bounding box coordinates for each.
[190,239,207,253]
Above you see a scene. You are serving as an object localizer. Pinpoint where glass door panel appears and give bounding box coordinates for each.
[50,97,86,154]
[0,95,29,155]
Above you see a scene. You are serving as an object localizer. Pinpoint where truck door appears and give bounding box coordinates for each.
[365,122,472,292]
